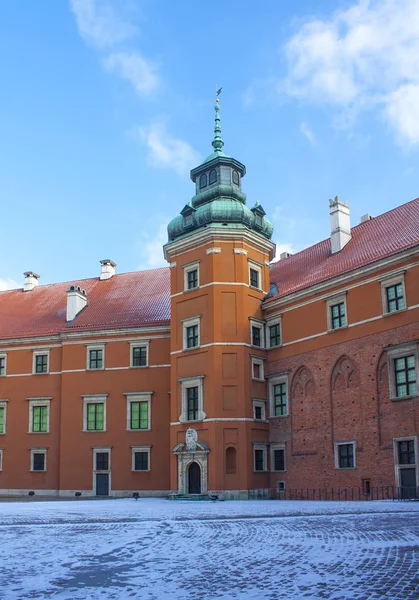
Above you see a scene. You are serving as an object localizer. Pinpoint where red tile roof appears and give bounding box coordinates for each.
[267,197,419,302]
[0,268,170,340]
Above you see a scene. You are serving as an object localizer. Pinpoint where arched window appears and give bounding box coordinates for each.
[209,169,217,185]
[225,447,237,474]
[199,173,207,189]
[232,170,239,186]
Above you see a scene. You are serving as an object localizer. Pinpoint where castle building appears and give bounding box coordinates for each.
[0,102,418,498]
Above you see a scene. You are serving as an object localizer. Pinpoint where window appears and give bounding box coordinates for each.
[30,449,47,472]
[387,343,418,400]
[251,357,264,380]
[253,400,266,420]
[277,481,286,492]
[272,382,287,417]
[232,170,239,185]
[209,169,217,185]
[381,273,406,315]
[179,376,205,423]
[270,445,286,472]
[130,343,148,368]
[248,263,262,290]
[326,293,347,331]
[132,446,151,472]
[0,401,7,434]
[87,345,105,370]
[250,320,264,348]
[225,447,237,474]
[183,262,200,291]
[28,399,51,434]
[0,449,3,471]
[398,440,415,465]
[253,444,267,472]
[33,350,49,374]
[96,452,109,471]
[199,173,207,189]
[182,316,201,350]
[335,442,356,469]
[125,393,152,431]
[0,354,6,376]
[267,321,281,348]
[83,396,107,432]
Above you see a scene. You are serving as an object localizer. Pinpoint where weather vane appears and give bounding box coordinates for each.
[216,86,222,102]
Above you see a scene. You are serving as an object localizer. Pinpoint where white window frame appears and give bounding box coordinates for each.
[248,261,262,291]
[386,342,419,401]
[250,318,264,348]
[253,399,266,421]
[82,395,107,432]
[28,398,51,434]
[130,341,149,368]
[131,445,151,472]
[277,480,286,492]
[182,316,201,350]
[393,436,418,487]
[179,375,206,423]
[30,448,47,472]
[271,444,286,472]
[251,356,265,381]
[266,318,282,349]
[32,349,50,375]
[86,344,105,370]
[124,392,152,431]
[253,443,268,472]
[326,292,348,331]
[334,441,357,469]
[268,374,289,417]
[380,272,407,315]
[0,400,7,435]
[183,261,200,291]
[0,353,7,376]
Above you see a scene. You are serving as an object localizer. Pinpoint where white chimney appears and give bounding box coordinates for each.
[280,252,292,260]
[329,196,351,254]
[23,272,40,292]
[100,259,116,280]
[66,285,87,322]
[360,213,373,223]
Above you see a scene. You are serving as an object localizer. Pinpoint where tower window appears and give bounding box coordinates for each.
[232,170,239,185]
[199,174,207,189]
[209,169,217,185]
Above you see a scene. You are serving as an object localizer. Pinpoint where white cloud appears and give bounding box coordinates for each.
[104,52,159,96]
[138,121,201,176]
[0,278,19,291]
[138,222,168,270]
[300,122,315,144]
[281,0,419,144]
[70,0,136,48]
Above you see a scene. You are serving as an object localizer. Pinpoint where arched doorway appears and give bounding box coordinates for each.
[188,462,201,494]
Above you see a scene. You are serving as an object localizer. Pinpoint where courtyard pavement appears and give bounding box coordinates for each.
[0,498,418,599]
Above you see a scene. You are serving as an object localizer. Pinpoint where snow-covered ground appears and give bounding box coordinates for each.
[0,498,418,599]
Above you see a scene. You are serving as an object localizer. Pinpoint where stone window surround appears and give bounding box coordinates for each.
[334,440,357,469]
[32,349,50,375]
[0,448,3,471]
[183,261,200,292]
[277,480,286,492]
[249,318,265,349]
[0,399,8,435]
[124,392,152,431]
[86,344,106,370]
[253,442,268,472]
[131,445,152,472]
[129,340,150,368]
[0,352,7,376]
[251,355,265,381]
[325,292,348,332]
[393,436,418,487]
[30,448,47,472]
[268,373,289,418]
[252,398,267,421]
[386,341,419,401]
[27,397,52,434]
[248,259,263,291]
[270,443,286,472]
[266,317,282,349]
[82,394,108,432]
[182,315,201,350]
[380,271,407,316]
[179,375,206,423]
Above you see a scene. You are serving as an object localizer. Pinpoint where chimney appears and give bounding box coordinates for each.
[280,252,292,260]
[329,196,351,254]
[360,213,373,223]
[23,272,40,292]
[66,285,87,322]
[100,259,116,280]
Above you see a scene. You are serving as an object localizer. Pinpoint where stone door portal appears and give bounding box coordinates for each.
[188,462,201,494]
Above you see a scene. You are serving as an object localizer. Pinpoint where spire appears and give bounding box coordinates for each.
[211,95,224,153]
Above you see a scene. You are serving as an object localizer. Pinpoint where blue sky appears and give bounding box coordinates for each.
[1,0,418,289]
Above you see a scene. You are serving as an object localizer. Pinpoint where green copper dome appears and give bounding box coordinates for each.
[167,99,273,243]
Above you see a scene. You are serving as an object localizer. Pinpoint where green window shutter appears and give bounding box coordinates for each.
[96,403,104,430]
[0,407,4,433]
[41,406,48,432]
[87,404,96,430]
[139,402,148,429]
[131,402,140,429]
[33,406,41,432]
